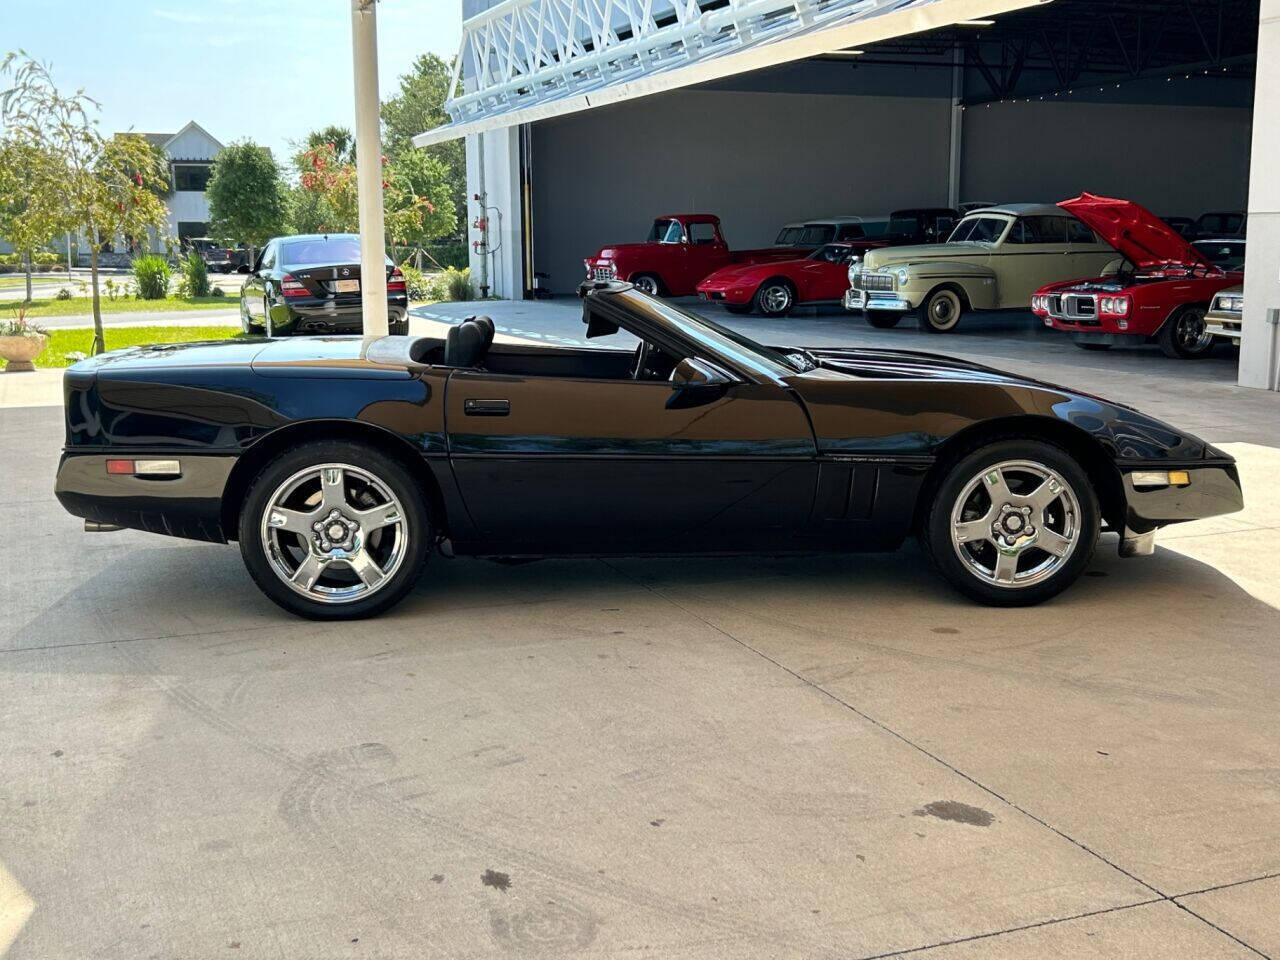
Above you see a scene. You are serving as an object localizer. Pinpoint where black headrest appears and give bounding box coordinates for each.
[444,319,489,368]
[470,315,495,348]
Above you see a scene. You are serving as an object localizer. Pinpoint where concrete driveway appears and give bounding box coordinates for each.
[1,310,1277,958]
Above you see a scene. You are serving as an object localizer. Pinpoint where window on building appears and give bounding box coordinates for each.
[173,163,212,192]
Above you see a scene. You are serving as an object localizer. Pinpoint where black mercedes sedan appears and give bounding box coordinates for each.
[239,233,409,336]
[56,281,1242,620]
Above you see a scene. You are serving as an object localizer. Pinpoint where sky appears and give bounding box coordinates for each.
[2,0,464,169]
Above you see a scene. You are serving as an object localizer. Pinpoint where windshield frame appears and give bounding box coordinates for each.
[946,215,1011,245]
[595,289,803,381]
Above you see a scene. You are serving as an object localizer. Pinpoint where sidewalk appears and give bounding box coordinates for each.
[0,369,63,408]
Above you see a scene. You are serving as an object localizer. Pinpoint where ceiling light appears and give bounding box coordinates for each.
[825,49,865,57]
[957,19,996,26]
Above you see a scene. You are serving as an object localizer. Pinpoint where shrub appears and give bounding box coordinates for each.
[397,263,431,301]
[420,242,468,271]
[32,252,60,267]
[176,251,211,298]
[131,255,171,300]
[423,266,475,302]
[210,286,226,298]
[55,287,72,300]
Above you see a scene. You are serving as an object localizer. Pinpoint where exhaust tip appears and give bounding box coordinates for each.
[84,520,124,533]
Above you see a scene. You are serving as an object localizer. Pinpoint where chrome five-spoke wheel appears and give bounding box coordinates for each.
[950,460,1081,588]
[261,463,408,604]
[240,442,430,619]
[923,440,1100,606]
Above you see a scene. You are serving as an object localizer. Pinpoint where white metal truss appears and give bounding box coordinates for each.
[414,0,1050,146]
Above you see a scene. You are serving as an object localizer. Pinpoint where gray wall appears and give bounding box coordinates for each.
[530,84,1253,295]
[961,101,1253,214]
[531,89,954,294]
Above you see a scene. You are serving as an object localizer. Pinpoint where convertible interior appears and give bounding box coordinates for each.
[405,315,681,382]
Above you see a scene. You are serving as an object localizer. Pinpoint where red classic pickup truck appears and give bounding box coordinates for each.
[583,214,800,297]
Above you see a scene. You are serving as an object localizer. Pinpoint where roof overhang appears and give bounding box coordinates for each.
[414,0,1051,148]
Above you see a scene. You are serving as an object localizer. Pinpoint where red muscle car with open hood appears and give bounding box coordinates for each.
[697,242,862,316]
[1031,193,1243,359]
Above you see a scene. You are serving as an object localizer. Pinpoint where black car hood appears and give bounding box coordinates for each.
[807,347,1054,387]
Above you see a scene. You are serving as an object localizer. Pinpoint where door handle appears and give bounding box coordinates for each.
[464,398,510,416]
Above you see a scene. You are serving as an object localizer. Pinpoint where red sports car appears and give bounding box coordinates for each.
[1031,193,1244,358]
[697,242,860,316]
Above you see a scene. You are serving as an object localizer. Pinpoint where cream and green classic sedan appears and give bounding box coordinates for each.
[844,203,1120,333]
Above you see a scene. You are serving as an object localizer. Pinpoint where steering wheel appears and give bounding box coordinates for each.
[630,340,653,380]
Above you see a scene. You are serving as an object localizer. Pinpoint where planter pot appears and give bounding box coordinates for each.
[0,334,49,373]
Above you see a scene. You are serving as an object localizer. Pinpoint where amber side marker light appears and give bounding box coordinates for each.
[1131,470,1191,488]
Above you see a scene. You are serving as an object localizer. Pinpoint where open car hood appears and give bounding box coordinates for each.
[1060,193,1214,271]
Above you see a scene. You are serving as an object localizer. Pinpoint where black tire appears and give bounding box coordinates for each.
[1157,305,1215,359]
[389,316,409,336]
[753,279,795,317]
[1072,341,1111,351]
[920,287,964,333]
[630,273,662,296]
[920,439,1099,607]
[723,303,752,315]
[866,311,902,329]
[239,297,254,335]
[238,441,431,620]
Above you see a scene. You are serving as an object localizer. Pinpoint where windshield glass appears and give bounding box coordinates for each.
[1193,240,1246,270]
[859,219,889,237]
[948,216,1007,243]
[775,226,803,245]
[647,219,684,243]
[797,224,836,245]
[281,236,377,267]
[886,215,919,237]
[614,290,801,379]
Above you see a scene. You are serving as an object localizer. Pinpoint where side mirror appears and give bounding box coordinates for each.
[236,264,251,274]
[666,358,732,409]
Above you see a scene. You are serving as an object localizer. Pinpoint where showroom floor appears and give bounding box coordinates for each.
[2,308,1278,958]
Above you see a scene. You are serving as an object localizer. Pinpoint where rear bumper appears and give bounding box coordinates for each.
[274,298,408,333]
[55,452,236,543]
[1120,461,1244,535]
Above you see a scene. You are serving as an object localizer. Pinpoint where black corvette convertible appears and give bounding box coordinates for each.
[55,281,1243,619]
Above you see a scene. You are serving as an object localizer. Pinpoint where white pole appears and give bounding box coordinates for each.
[351,0,388,337]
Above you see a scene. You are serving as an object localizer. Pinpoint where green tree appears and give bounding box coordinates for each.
[206,140,288,265]
[2,52,170,354]
[305,125,355,164]
[0,137,72,302]
[381,53,465,232]
[385,148,456,258]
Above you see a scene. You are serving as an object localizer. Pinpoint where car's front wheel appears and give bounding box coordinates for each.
[754,280,795,317]
[238,441,431,619]
[1157,305,1215,359]
[866,311,901,329]
[920,287,964,333]
[630,274,661,296]
[921,439,1099,606]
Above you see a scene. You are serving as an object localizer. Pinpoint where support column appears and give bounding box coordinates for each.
[1238,0,1280,390]
[947,44,964,209]
[465,126,524,300]
[351,0,388,336]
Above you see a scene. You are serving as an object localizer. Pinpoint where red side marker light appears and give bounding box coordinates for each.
[106,459,135,475]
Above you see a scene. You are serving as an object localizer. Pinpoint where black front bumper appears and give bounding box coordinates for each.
[1120,460,1244,535]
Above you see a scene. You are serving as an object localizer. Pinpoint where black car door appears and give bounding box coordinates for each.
[444,365,817,554]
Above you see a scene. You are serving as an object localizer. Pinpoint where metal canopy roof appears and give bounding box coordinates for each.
[413,0,1050,147]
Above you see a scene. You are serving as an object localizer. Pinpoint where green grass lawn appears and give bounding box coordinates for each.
[0,274,69,290]
[3,325,247,369]
[1,294,237,317]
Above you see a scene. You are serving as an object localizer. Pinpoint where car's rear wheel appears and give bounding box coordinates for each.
[238,441,431,620]
[921,439,1099,606]
[389,315,409,335]
[921,288,964,333]
[1157,305,1215,359]
[630,274,661,296]
[754,280,795,317]
[866,311,901,329]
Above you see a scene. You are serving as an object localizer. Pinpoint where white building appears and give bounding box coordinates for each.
[83,121,224,263]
